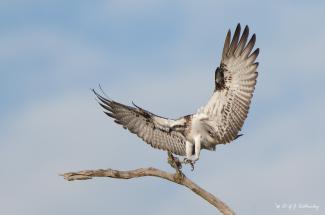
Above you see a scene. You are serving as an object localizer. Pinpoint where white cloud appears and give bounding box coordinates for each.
[0,29,109,76]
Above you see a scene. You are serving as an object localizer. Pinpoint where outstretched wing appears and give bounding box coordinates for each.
[201,24,259,144]
[93,90,187,156]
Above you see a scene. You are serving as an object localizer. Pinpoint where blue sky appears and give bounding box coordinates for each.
[1,1,324,215]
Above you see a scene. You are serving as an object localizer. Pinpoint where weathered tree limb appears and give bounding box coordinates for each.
[60,153,235,215]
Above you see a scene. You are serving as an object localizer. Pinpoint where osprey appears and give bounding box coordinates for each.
[93,24,259,166]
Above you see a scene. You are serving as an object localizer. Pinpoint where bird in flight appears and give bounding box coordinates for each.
[93,24,259,168]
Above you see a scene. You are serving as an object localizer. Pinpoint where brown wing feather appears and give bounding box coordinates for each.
[205,24,259,144]
[93,90,186,155]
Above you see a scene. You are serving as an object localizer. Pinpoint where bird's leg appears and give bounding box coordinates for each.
[193,135,201,162]
[167,152,184,182]
[182,137,201,171]
[182,141,195,170]
[167,152,182,171]
[184,141,193,162]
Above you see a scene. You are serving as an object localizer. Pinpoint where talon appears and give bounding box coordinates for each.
[174,157,182,170]
[168,152,182,170]
[190,163,194,171]
[183,158,190,163]
[183,158,191,163]
[182,158,195,171]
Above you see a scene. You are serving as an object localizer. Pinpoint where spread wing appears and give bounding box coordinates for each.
[201,24,259,144]
[93,90,187,156]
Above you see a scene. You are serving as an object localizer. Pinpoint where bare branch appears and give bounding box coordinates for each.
[60,166,235,215]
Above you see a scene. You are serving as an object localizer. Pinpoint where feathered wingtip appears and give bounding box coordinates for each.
[234,134,244,140]
[92,84,110,99]
[92,84,114,103]
[222,23,258,60]
[92,85,115,115]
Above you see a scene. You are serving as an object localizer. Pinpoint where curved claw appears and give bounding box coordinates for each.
[183,158,195,171]
[189,162,194,171]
